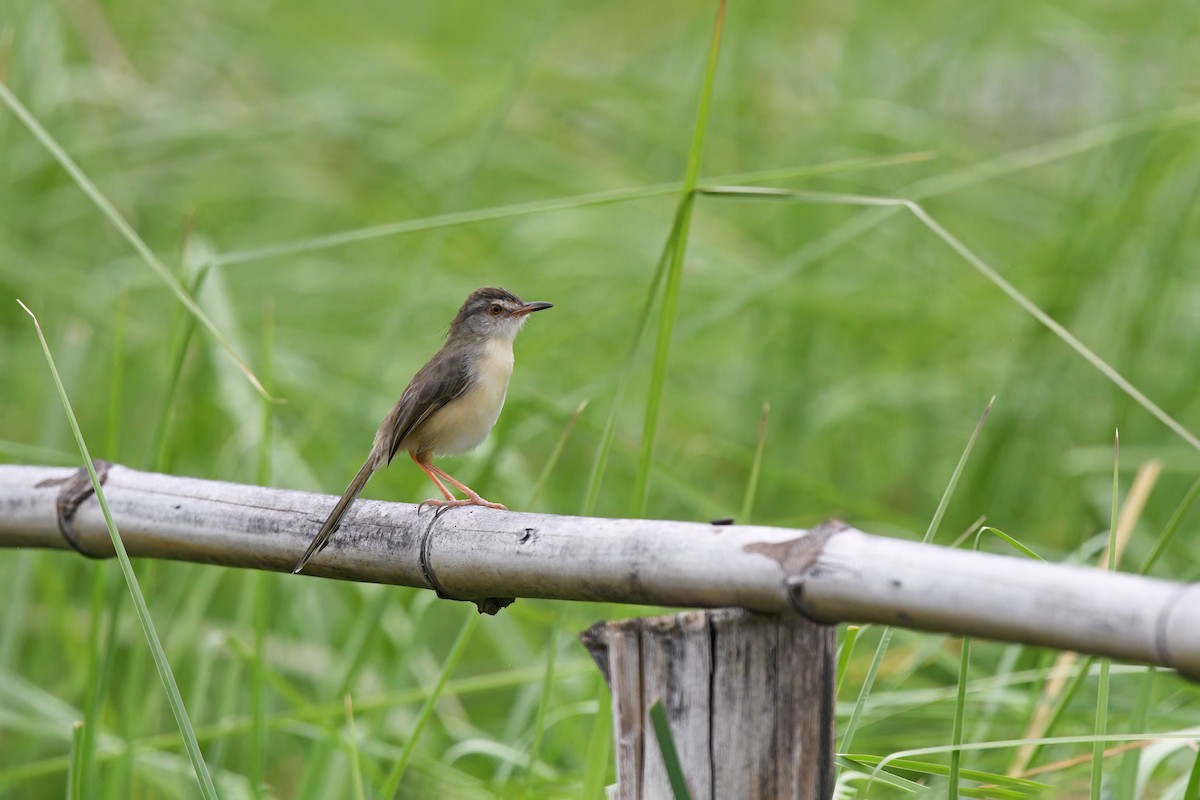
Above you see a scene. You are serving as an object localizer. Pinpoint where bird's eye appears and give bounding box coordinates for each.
[488,304,504,316]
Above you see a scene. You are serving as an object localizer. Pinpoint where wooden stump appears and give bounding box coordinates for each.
[580,608,836,800]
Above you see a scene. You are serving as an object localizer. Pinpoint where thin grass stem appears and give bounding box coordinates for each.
[344,695,367,800]
[839,398,993,760]
[211,152,930,268]
[738,402,770,523]
[66,722,84,800]
[1091,431,1120,799]
[631,0,726,517]
[648,699,693,800]
[580,677,614,799]
[377,611,479,797]
[0,83,273,400]
[523,605,565,794]
[836,626,860,696]
[580,214,679,516]
[18,300,219,799]
[528,401,588,508]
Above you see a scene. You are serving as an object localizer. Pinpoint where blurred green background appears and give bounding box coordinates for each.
[3,0,1200,796]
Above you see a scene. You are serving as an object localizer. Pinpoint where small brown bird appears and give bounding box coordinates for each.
[293,287,552,574]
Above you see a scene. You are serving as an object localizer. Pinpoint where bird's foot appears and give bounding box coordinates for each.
[418,496,508,513]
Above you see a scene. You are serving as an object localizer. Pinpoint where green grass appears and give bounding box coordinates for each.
[648,699,694,800]
[5,0,1200,796]
[1092,434,1119,799]
[632,0,726,518]
[19,302,218,797]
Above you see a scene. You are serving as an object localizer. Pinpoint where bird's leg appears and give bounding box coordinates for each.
[412,452,457,512]
[429,464,508,509]
[416,455,507,511]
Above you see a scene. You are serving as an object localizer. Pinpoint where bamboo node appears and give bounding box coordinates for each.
[34,460,113,560]
[417,508,515,615]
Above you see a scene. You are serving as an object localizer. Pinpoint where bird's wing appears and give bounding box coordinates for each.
[381,346,473,463]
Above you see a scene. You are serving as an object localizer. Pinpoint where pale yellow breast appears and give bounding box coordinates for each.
[417,337,514,456]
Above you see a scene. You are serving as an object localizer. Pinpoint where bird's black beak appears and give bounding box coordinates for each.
[514,301,553,317]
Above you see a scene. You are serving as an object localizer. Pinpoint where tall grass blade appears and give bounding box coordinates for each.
[974,527,1046,561]
[250,299,275,799]
[695,180,1200,454]
[97,574,127,797]
[1092,431,1119,799]
[846,753,1047,794]
[914,395,988,545]
[580,215,679,515]
[903,205,1200,453]
[584,175,972,522]
[870,732,1200,793]
[256,298,276,487]
[951,523,1044,796]
[0,659,596,785]
[631,0,726,516]
[105,291,128,460]
[949,638,971,798]
[840,398,994,759]
[81,305,127,795]
[1138,475,1200,575]
[67,721,84,800]
[0,83,274,401]
[839,626,893,759]
[344,695,367,800]
[290,588,392,795]
[1010,656,1095,777]
[377,611,479,797]
[523,606,565,794]
[147,266,211,472]
[688,109,1200,334]
[648,699,693,800]
[1014,460,1155,775]
[212,152,930,268]
[739,402,770,523]
[836,626,860,696]
[18,300,218,799]
[1186,749,1200,800]
[250,572,269,800]
[581,677,614,799]
[78,560,111,794]
[528,401,588,508]
[1114,666,1155,798]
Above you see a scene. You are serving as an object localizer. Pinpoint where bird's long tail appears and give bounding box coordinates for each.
[293,459,376,574]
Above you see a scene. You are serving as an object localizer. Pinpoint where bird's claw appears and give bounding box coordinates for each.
[418,496,508,514]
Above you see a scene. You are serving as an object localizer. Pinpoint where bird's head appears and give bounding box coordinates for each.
[448,287,553,342]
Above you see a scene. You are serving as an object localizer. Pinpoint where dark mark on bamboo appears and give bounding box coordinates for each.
[35,460,114,560]
[743,519,848,617]
[742,519,845,575]
[417,512,515,615]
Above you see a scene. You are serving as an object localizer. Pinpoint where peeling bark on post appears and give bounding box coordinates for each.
[581,609,836,800]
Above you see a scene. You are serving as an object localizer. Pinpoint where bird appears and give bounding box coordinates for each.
[292,287,552,575]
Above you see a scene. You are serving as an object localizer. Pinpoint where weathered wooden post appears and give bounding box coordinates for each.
[581,609,836,800]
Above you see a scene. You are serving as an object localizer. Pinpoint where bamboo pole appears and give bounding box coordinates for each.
[3,462,1199,678]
